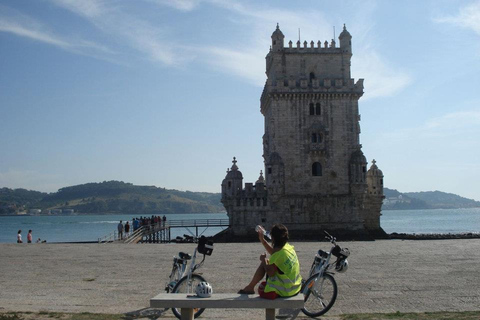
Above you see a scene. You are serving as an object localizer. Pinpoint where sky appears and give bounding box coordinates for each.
[1,0,480,201]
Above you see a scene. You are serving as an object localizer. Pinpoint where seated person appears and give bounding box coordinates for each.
[238,224,302,299]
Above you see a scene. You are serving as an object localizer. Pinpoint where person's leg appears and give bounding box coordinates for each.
[240,263,265,293]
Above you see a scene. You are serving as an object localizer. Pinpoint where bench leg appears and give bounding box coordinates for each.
[181,308,194,320]
[265,308,275,320]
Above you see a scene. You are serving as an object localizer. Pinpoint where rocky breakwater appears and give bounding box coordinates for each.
[390,232,480,240]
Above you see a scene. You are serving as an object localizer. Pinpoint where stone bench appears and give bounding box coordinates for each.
[150,293,304,320]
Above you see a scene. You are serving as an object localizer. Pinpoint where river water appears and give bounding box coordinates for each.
[0,208,479,243]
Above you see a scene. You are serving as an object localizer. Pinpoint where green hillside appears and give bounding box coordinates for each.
[0,181,224,215]
[403,190,480,209]
[383,188,480,210]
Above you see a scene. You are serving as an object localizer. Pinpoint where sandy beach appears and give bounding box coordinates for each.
[1,239,479,319]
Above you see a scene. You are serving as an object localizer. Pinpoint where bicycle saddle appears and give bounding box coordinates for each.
[178,252,192,260]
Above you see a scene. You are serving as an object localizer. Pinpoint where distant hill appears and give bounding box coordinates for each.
[0,188,47,214]
[0,181,224,215]
[2,182,479,214]
[383,188,480,210]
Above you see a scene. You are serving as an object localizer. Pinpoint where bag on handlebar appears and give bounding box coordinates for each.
[197,235,214,256]
[331,245,350,258]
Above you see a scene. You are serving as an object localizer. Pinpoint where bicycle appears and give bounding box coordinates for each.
[301,231,350,317]
[165,235,214,319]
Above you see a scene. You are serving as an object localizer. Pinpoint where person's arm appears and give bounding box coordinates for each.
[260,253,278,277]
[258,229,274,255]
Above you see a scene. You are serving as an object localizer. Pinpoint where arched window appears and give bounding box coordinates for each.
[309,103,314,115]
[316,103,321,115]
[309,72,315,81]
[311,133,317,143]
[312,162,322,176]
[228,181,232,188]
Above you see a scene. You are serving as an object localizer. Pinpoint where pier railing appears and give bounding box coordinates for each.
[99,218,230,244]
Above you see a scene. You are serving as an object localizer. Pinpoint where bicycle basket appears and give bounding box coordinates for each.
[331,245,341,257]
[197,236,214,256]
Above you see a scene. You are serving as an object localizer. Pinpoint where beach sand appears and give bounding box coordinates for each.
[0,239,479,319]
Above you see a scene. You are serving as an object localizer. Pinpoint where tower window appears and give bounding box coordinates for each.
[312,162,322,176]
[311,133,323,143]
[267,167,272,174]
[228,181,231,188]
[309,103,314,115]
[316,103,321,115]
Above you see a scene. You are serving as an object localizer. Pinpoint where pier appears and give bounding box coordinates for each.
[98,219,230,244]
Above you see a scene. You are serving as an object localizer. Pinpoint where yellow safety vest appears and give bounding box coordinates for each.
[264,243,302,297]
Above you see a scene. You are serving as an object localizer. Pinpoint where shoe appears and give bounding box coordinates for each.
[237,289,255,294]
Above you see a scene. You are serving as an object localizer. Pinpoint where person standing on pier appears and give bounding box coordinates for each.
[125,221,130,237]
[117,221,124,240]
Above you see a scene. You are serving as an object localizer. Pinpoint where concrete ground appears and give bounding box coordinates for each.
[0,239,479,319]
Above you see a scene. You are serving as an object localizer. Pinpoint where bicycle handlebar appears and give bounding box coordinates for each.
[323,230,336,244]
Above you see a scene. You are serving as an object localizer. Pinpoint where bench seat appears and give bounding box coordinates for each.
[150,293,304,320]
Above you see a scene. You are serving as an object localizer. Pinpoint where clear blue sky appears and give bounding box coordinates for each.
[1,0,479,201]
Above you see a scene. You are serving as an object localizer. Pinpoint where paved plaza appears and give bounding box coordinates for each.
[0,239,479,318]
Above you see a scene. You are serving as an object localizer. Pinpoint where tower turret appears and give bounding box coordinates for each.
[349,150,368,194]
[271,23,285,52]
[367,159,384,195]
[221,157,243,197]
[339,24,352,54]
[255,170,266,197]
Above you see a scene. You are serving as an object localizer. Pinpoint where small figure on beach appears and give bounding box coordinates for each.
[36,238,41,243]
[117,220,124,240]
[238,224,302,299]
[27,230,33,243]
[17,230,23,243]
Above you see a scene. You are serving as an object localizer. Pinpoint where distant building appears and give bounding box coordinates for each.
[219,25,386,241]
[28,209,42,215]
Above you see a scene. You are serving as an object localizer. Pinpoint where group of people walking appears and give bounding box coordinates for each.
[16,230,44,243]
[117,215,167,240]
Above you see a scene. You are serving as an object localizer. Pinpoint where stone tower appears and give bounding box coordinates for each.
[218,25,386,241]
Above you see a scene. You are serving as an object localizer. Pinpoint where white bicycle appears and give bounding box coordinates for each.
[301,231,350,317]
[165,235,214,319]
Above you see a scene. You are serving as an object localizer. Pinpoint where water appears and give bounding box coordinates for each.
[1,208,479,243]
[0,213,228,243]
[381,208,480,234]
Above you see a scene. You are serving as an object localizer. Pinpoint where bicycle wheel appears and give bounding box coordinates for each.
[165,265,178,293]
[301,273,338,317]
[171,274,207,319]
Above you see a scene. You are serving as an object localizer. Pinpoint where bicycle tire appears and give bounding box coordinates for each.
[171,274,207,319]
[301,273,338,317]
